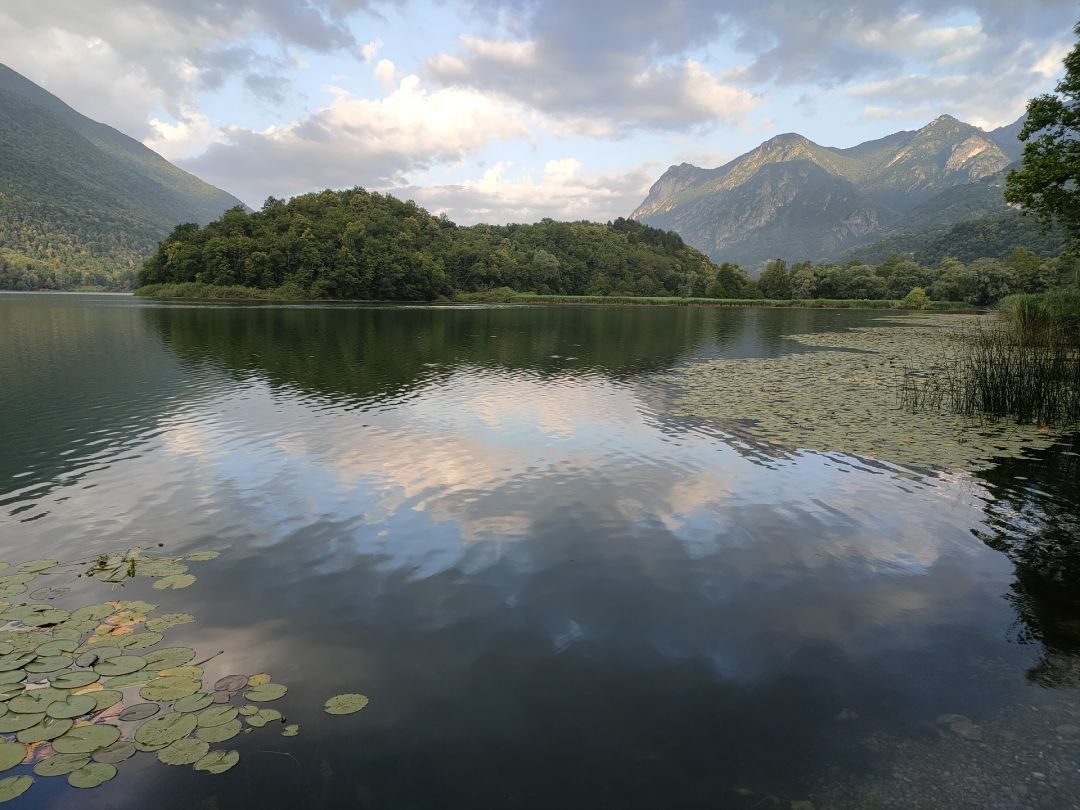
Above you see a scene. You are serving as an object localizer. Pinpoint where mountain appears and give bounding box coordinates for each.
[631,114,1026,270]
[0,63,244,289]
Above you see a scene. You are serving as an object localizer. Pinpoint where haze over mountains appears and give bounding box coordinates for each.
[631,115,1042,270]
[0,64,243,285]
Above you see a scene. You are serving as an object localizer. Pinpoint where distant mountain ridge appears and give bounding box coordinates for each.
[631,114,1029,270]
[0,63,244,288]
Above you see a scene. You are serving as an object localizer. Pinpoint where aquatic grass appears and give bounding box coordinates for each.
[508,294,976,310]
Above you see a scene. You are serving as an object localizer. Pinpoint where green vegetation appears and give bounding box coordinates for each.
[0,64,242,292]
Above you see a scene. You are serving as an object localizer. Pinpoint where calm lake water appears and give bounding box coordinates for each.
[1,292,1079,809]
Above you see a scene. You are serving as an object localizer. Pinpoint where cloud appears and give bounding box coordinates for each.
[391,159,662,224]
[178,72,531,207]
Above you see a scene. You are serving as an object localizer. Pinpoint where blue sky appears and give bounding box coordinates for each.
[1,0,1074,222]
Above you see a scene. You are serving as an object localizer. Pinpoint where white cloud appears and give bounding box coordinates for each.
[360,38,383,62]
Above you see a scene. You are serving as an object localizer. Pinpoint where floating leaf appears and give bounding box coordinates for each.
[152,575,196,591]
[0,646,11,658]
[245,683,287,702]
[193,749,239,774]
[144,613,195,633]
[24,656,73,674]
[113,601,157,615]
[0,653,37,673]
[237,705,257,717]
[53,724,121,754]
[140,676,200,701]
[94,655,146,677]
[18,561,57,574]
[75,647,123,667]
[0,743,23,773]
[20,610,69,628]
[89,690,123,712]
[133,740,168,753]
[196,706,238,728]
[172,693,213,714]
[68,762,116,789]
[143,647,195,671]
[281,724,299,737]
[133,560,189,578]
[34,638,78,657]
[214,675,248,692]
[324,694,369,715]
[17,717,73,743]
[247,673,271,687]
[51,671,100,690]
[0,775,32,802]
[157,738,209,766]
[186,551,220,561]
[90,741,136,764]
[195,718,241,743]
[245,709,280,729]
[118,703,159,722]
[46,695,97,720]
[29,587,69,601]
[0,672,24,686]
[34,752,90,776]
[115,632,163,650]
[134,712,197,747]
[9,690,64,714]
[103,671,153,689]
[69,604,113,624]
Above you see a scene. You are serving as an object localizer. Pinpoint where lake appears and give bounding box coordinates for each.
[1,292,1078,809]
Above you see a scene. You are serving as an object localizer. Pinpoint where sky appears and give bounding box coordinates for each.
[1,1,1075,223]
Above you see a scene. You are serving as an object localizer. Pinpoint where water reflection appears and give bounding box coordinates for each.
[2,294,1079,808]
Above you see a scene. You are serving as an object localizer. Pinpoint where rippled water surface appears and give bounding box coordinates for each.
[2,292,1079,809]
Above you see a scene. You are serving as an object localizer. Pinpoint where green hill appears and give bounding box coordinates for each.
[0,64,244,290]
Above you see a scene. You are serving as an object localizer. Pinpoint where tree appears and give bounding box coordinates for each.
[757,260,792,299]
[1005,22,1080,243]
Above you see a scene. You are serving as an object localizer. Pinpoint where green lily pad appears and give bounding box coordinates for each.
[143,647,195,670]
[174,692,213,713]
[68,761,116,788]
[114,600,158,614]
[118,703,159,722]
[18,610,69,628]
[324,694,369,715]
[134,711,197,747]
[214,675,248,692]
[186,551,220,561]
[68,604,114,623]
[245,708,281,728]
[282,724,299,737]
[115,632,163,650]
[0,742,24,773]
[94,655,146,677]
[153,575,197,591]
[0,775,32,802]
[17,716,74,743]
[194,749,239,774]
[0,712,43,733]
[29,586,69,601]
[24,655,74,674]
[46,694,98,720]
[103,671,153,689]
[195,718,242,743]
[0,653,37,673]
[237,704,258,717]
[0,671,25,686]
[9,689,64,714]
[140,676,200,701]
[90,740,137,764]
[144,613,195,633]
[75,647,121,667]
[133,740,169,753]
[53,723,121,754]
[18,560,57,574]
[157,738,209,766]
[245,683,287,702]
[34,638,78,657]
[134,560,189,578]
[90,690,123,712]
[197,706,238,728]
[34,752,90,776]
[50,671,100,690]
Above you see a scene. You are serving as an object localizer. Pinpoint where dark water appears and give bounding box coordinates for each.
[2,292,1079,809]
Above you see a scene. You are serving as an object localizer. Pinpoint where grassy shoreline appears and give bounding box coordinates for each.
[135,282,978,311]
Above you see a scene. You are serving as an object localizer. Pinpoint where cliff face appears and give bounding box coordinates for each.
[631,114,1021,270]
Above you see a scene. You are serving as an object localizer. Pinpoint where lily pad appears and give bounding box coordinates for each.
[197,706,238,728]
[247,673,271,687]
[18,560,57,574]
[152,575,196,591]
[34,752,90,776]
[140,676,200,701]
[90,690,123,712]
[193,749,239,774]
[90,740,136,764]
[94,655,146,677]
[103,671,153,689]
[69,604,114,623]
[53,723,121,754]
[134,711,197,747]
[245,683,287,702]
[282,724,299,737]
[134,560,189,578]
[75,647,123,667]
[29,587,69,601]
[214,675,248,692]
[17,716,74,743]
[0,671,25,686]
[0,712,39,734]
[24,655,74,674]
[35,638,78,656]
[143,647,195,670]
[237,704,258,717]
[0,775,32,802]
[144,613,195,633]
[324,694,369,715]
[0,653,37,673]
[46,694,97,720]
[245,708,281,728]
[186,551,220,561]
[68,761,116,788]
[174,692,213,713]
[115,632,163,650]
[19,610,69,628]
[195,718,242,743]
[50,671,100,690]
[9,691,63,714]
[0,743,24,773]
[157,738,209,766]
[118,703,159,722]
